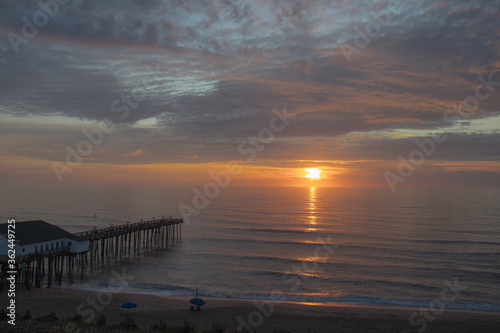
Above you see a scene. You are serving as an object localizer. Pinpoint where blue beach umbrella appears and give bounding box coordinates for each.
[190,287,206,307]
[189,298,206,306]
[121,301,138,309]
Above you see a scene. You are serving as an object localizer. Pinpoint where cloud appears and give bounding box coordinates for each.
[0,0,499,186]
[122,149,144,157]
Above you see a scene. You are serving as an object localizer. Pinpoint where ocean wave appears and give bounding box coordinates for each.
[69,281,500,312]
[408,239,500,246]
[232,227,323,234]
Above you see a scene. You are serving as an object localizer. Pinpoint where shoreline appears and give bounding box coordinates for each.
[2,286,500,332]
[64,284,500,314]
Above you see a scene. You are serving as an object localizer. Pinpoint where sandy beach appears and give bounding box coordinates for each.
[2,286,500,332]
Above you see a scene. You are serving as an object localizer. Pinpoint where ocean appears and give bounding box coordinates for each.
[2,184,500,311]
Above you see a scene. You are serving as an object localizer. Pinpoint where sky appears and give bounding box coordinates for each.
[0,0,499,188]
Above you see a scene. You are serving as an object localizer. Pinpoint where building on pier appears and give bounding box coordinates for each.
[0,220,89,262]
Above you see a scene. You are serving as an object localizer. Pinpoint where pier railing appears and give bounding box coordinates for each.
[74,217,183,240]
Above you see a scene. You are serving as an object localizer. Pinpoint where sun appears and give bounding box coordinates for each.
[304,168,322,180]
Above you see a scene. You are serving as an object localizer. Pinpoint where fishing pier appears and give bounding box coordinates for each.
[0,217,183,288]
[76,217,182,266]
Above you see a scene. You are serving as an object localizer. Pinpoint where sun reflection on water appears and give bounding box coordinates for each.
[308,186,317,227]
